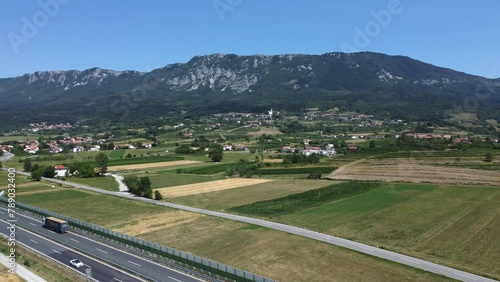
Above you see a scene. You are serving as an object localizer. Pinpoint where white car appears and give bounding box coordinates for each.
[70,259,84,268]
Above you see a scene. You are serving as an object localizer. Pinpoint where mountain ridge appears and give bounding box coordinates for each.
[1,51,499,129]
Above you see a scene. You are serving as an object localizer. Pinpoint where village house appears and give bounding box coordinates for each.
[347,144,358,151]
[223,144,233,151]
[233,144,247,151]
[73,146,85,153]
[89,145,101,151]
[141,143,152,149]
[282,146,295,153]
[54,165,68,178]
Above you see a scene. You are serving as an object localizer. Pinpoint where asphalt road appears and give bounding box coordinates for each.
[2,168,498,282]
[0,151,14,162]
[0,206,203,282]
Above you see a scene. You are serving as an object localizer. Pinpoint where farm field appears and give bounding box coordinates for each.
[64,176,119,191]
[15,189,168,226]
[108,160,200,171]
[246,127,283,137]
[133,172,222,189]
[13,182,57,194]
[155,178,272,197]
[0,171,31,186]
[169,179,338,210]
[238,182,500,279]
[12,187,451,281]
[328,158,500,185]
[141,216,450,282]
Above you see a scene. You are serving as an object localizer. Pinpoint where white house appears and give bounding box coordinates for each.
[89,145,101,152]
[54,165,68,177]
[223,144,233,151]
[73,146,84,153]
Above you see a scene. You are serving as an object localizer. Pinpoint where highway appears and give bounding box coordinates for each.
[2,168,498,282]
[0,206,203,282]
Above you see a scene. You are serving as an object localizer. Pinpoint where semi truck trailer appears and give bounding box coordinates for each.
[43,217,69,233]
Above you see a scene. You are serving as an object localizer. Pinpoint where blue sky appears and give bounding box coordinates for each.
[1,0,499,78]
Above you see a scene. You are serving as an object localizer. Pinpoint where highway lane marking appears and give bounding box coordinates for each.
[70,238,80,243]
[96,248,108,254]
[128,260,142,267]
[52,249,62,255]
[30,239,38,244]
[0,219,150,282]
[29,222,36,226]
[113,278,123,282]
[168,276,183,282]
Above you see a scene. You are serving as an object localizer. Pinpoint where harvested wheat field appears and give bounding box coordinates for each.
[110,210,204,236]
[262,159,284,163]
[108,160,201,171]
[155,178,272,197]
[328,158,500,185]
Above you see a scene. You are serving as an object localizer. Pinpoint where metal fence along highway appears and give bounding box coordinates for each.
[0,198,275,282]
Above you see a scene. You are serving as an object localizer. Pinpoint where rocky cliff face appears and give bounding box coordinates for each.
[0,51,498,126]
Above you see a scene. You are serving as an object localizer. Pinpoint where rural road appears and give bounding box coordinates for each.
[0,151,14,162]
[3,168,498,282]
[105,173,129,192]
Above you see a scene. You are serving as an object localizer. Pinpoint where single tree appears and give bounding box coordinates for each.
[139,176,153,198]
[31,169,42,181]
[95,152,109,174]
[485,152,494,162]
[369,140,376,149]
[154,190,163,200]
[31,164,40,173]
[42,166,56,178]
[0,161,3,169]
[208,143,223,162]
[23,158,32,172]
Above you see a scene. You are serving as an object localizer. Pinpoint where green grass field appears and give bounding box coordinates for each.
[108,150,125,159]
[236,182,500,279]
[11,182,451,282]
[15,189,167,226]
[231,181,380,216]
[64,176,119,191]
[0,170,32,187]
[140,216,451,282]
[176,163,233,174]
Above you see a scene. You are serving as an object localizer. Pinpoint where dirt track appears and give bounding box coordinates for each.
[328,158,500,185]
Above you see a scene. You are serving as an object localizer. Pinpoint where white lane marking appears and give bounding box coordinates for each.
[52,249,61,254]
[70,238,79,243]
[30,239,38,244]
[96,248,108,254]
[113,278,123,282]
[29,223,36,226]
[168,276,183,282]
[128,260,141,267]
